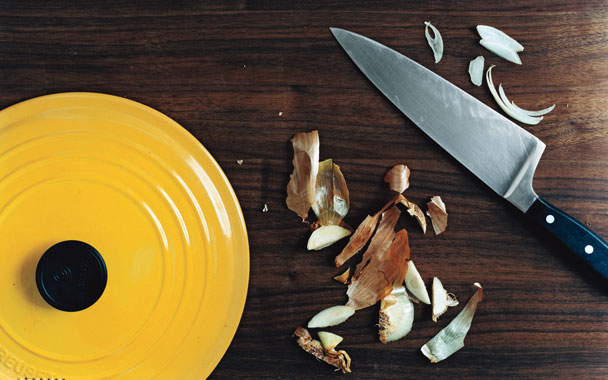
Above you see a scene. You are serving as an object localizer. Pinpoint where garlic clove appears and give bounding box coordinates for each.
[479,38,522,65]
[379,286,415,343]
[318,331,344,351]
[307,305,355,328]
[405,260,431,305]
[307,225,352,251]
[468,56,485,86]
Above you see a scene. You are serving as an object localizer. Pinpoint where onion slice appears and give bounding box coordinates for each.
[424,21,443,63]
[421,283,483,363]
[384,164,410,193]
[405,260,431,305]
[307,305,355,328]
[498,84,555,117]
[379,286,415,343]
[293,327,352,373]
[468,56,484,86]
[477,25,524,52]
[479,38,521,64]
[426,196,448,235]
[286,130,319,221]
[486,65,543,125]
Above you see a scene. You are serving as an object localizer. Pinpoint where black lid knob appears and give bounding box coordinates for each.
[36,240,107,312]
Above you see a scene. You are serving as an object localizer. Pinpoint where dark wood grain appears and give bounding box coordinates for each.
[1,1,607,379]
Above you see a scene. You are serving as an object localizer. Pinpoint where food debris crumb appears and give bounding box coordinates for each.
[279,111,283,116]
[237,160,243,165]
[262,203,269,212]
[566,103,569,108]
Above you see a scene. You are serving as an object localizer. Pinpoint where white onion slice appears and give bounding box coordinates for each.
[424,21,443,63]
[479,38,521,65]
[477,25,524,52]
[468,56,484,86]
[308,305,355,328]
[499,85,555,116]
[486,65,543,125]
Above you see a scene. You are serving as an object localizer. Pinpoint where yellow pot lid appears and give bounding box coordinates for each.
[0,93,249,380]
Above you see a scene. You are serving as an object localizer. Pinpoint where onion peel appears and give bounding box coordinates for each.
[286,130,319,221]
[346,212,410,310]
[426,196,448,235]
[384,164,410,193]
[401,198,427,234]
[293,327,352,373]
[333,268,351,284]
[312,159,350,226]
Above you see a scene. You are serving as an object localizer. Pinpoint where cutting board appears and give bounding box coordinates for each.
[0,1,607,379]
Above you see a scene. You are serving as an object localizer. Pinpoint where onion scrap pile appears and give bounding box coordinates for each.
[287,133,482,373]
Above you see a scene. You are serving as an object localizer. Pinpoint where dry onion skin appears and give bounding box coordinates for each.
[379,286,415,343]
[424,21,443,63]
[333,268,351,284]
[431,277,459,322]
[346,212,410,310]
[312,159,350,226]
[421,283,483,363]
[334,194,405,267]
[307,305,355,328]
[486,66,548,125]
[293,327,351,373]
[401,198,427,234]
[404,260,431,305]
[426,196,448,235]
[468,56,485,86]
[384,164,410,193]
[286,130,319,221]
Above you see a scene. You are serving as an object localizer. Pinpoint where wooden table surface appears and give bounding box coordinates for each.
[1,1,607,379]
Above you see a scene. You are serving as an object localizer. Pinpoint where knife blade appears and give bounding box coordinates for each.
[331,27,608,280]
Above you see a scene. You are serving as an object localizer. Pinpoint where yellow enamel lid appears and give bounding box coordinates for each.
[0,93,249,380]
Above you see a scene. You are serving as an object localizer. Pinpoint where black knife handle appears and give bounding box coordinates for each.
[526,197,608,280]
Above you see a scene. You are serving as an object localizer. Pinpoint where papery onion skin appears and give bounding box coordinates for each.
[312,159,350,226]
[384,164,410,193]
[286,130,319,221]
[426,196,448,235]
[293,327,352,373]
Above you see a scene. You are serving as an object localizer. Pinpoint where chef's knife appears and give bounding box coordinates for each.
[331,27,608,279]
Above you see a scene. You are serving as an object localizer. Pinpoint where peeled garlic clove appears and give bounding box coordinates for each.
[421,283,483,363]
[318,331,344,351]
[477,25,524,52]
[312,159,350,226]
[333,268,351,284]
[432,277,457,322]
[307,305,355,328]
[286,130,320,221]
[307,225,352,251]
[426,196,448,235]
[379,286,415,343]
[479,38,522,65]
[468,56,485,86]
[405,260,431,305]
[424,21,443,63]
[486,66,543,125]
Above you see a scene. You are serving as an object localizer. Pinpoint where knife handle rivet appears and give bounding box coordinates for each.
[545,215,555,224]
[585,245,594,254]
